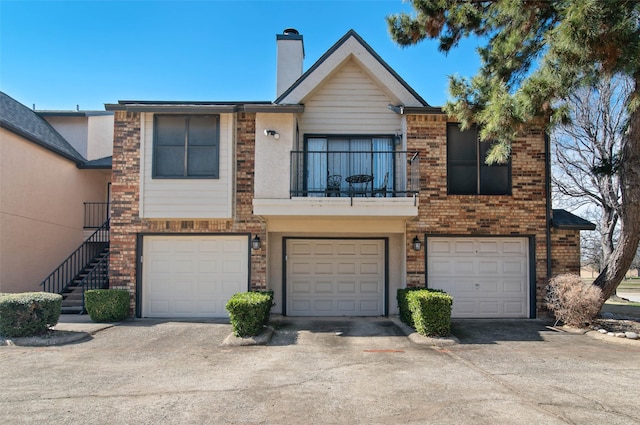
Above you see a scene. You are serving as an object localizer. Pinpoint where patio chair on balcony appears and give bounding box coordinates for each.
[326,175,342,197]
[372,172,389,197]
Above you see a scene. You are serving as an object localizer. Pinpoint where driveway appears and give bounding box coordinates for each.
[1,317,639,425]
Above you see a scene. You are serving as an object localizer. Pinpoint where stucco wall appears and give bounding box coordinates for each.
[0,129,110,292]
[42,116,88,158]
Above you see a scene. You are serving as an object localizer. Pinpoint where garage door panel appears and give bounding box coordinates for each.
[150,300,170,314]
[478,261,498,274]
[173,240,195,253]
[453,260,475,274]
[337,282,356,294]
[431,260,453,275]
[286,239,385,316]
[315,243,335,255]
[317,282,335,293]
[142,235,248,318]
[291,281,311,294]
[360,281,380,293]
[504,301,526,314]
[315,300,334,312]
[503,260,525,274]
[503,240,526,254]
[290,242,312,256]
[360,262,380,274]
[337,263,356,274]
[454,241,474,253]
[198,240,218,252]
[337,300,356,312]
[337,243,357,255]
[360,300,381,313]
[198,259,217,273]
[315,263,333,274]
[428,237,529,318]
[503,279,526,293]
[478,241,499,254]
[454,301,476,314]
[360,242,382,255]
[478,301,500,314]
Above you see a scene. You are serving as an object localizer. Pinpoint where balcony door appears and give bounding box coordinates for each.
[305,136,394,197]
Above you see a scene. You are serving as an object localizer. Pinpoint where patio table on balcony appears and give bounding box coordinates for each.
[346,174,373,197]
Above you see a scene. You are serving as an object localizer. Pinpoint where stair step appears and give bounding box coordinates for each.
[61,306,84,314]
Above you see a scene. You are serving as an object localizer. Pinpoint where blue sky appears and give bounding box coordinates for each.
[0,0,482,111]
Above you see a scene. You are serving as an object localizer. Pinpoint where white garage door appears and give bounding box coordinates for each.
[286,239,385,316]
[427,237,529,318]
[142,235,248,318]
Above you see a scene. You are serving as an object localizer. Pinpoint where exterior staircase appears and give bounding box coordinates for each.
[40,220,110,313]
[59,247,110,313]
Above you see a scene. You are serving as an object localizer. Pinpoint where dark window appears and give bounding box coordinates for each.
[304,136,394,196]
[153,115,219,178]
[447,124,511,195]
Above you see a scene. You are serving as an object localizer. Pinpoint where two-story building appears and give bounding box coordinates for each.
[0,92,113,295]
[106,29,594,319]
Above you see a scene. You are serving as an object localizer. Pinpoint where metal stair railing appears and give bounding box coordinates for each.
[40,219,110,295]
[76,251,110,313]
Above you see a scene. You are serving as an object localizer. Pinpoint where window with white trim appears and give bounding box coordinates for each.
[153,115,219,179]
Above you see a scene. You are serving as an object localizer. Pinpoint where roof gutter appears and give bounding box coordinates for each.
[545,131,552,280]
[105,102,305,114]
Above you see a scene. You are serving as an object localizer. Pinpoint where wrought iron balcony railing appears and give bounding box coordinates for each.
[290,150,420,198]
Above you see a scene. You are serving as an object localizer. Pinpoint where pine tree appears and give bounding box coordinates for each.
[388,0,640,309]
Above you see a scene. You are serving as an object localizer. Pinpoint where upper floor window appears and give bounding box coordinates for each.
[153,115,219,179]
[447,124,511,195]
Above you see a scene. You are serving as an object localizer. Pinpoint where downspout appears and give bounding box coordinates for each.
[545,132,552,279]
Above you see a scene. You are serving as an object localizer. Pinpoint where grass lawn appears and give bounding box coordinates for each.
[617,278,640,293]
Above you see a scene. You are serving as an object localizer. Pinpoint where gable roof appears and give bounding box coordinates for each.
[551,209,596,230]
[275,29,438,112]
[0,91,85,163]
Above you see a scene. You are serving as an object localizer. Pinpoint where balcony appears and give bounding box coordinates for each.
[253,150,419,218]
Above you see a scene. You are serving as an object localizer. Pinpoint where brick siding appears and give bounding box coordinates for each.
[405,114,552,315]
[109,111,266,314]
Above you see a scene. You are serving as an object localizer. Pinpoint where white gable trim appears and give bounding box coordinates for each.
[276,30,427,108]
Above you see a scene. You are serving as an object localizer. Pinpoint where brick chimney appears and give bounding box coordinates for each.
[276,28,304,98]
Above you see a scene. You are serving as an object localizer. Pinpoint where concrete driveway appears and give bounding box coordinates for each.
[1,317,639,425]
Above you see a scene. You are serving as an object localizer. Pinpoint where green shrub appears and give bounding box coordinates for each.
[85,289,130,322]
[398,288,452,337]
[397,287,447,328]
[0,292,62,337]
[397,287,425,326]
[226,291,274,337]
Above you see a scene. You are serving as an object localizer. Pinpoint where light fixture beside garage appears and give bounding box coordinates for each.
[264,129,280,140]
[252,235,261,250]
[412,236,422,251]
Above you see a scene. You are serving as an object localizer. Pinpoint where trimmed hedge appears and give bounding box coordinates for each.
[226,291,274,338]
[0,292,62,337]
[85,289,130,323]
[397,288,452,337]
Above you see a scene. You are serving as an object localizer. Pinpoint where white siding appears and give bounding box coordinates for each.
[299,59,402,135]
[140,113,234,219]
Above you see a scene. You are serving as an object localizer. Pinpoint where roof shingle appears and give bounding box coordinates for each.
[0,91,85,163]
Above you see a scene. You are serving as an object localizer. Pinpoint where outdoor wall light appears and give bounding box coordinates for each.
[251,235,261,250]
[412,236,422,251]
[264,129,280,140]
